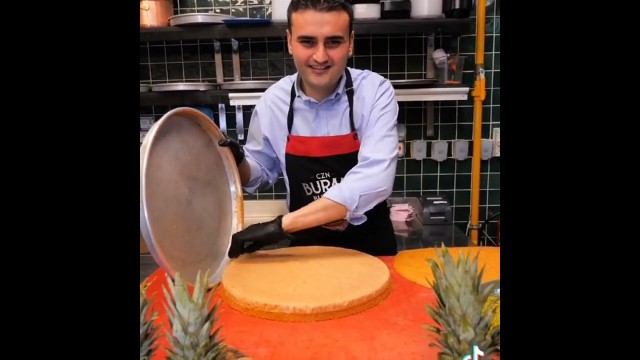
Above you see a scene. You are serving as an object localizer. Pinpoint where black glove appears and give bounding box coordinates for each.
[218,137,245,166]
[228,215,292,258]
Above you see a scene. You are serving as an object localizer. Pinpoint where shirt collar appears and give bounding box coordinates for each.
[294,71,348,102]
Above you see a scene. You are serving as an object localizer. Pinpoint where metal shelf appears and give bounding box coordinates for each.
[140,89,229,107]
[140,18,473,42]
[395,87,469,102]
[229,87,469,106]
[140,86,469,107]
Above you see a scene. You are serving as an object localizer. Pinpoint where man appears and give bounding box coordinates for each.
[221,0,399,258]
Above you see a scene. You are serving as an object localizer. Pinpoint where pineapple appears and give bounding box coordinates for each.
[163,270,248,360]
[423,245,500,360]
[140,280,159,360]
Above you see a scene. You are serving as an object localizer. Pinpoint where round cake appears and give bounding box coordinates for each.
[220,246,392,322]
[393,247,500,288]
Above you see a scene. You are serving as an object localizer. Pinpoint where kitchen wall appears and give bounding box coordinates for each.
[139,0,500,237]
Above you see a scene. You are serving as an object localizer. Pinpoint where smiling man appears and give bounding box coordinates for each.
[221,0,400,258]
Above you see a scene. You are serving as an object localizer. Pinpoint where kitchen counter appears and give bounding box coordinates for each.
[395,222,469,250]
[142,256,442,360]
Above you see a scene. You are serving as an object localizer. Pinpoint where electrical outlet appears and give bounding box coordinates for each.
[452,139,469,161]
[431,140,448,162]
[492,127,500,157]
[411,140,427,160]
[481,139,493,160]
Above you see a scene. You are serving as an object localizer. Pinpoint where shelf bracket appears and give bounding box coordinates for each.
[425,102,435,137]
[426,34,436,79]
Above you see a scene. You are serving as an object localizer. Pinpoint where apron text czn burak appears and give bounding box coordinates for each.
[285,69,397,256]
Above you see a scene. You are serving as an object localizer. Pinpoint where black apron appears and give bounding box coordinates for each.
[284,70,397,256]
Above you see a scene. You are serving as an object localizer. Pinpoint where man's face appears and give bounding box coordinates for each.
[287,9,354,101]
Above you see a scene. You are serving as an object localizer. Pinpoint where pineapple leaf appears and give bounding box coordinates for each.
[163,270,242,360]
[424,245,499,358]
[140,281,159,360]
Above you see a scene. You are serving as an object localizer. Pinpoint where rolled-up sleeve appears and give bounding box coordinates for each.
[323,79,398,224]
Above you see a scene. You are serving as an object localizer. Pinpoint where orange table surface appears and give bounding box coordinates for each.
[143,256,442,360]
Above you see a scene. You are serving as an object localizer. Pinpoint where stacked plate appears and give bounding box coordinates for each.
[169,12,234,26]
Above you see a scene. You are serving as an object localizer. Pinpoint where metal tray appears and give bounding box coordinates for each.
[140,107,244,286]
[169,13,235,26]
[390,79,438,88]
[140,84,150,92]
[220,80,277,90]
[150,82,218,92]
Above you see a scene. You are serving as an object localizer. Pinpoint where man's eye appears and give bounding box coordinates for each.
[300,40,315,47]
[325,40,343,48]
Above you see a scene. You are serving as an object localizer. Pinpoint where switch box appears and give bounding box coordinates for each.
[431,140,448,162]
[452,139,469,161]
[397,142,405,158]
[411,140,427,160]
[492,127,500,157]
[481,139,494,160]
[140,116,154,131]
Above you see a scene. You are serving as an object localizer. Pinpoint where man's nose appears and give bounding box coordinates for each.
[313,45,329,63]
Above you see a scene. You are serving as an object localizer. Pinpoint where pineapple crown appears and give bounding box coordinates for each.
[423,245,500,360]
[162,270,238,360]
[140,279,159,360]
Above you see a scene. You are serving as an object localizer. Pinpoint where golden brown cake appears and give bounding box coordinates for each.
[393,246,500,288]
[220,246,392,322]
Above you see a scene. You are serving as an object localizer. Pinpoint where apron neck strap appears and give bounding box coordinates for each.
[287,69,355,137]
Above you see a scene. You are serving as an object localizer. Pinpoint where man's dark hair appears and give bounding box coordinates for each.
[287,0,354,34]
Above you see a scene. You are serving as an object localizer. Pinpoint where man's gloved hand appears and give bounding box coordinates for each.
[218,137,245,166]
[228,215,292,258]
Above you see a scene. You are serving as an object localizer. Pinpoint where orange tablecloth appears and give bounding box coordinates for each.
[143,256,441,360]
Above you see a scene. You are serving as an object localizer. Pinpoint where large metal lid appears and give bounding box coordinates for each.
[140,107,244,286]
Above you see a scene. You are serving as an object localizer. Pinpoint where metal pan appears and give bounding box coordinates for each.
[150,82,218,92]
[140,107,244,287]
[140,84,150,92]
[169,13,234,26]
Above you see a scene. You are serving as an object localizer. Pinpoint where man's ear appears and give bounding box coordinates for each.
[349,30,355,56]
[287,29,293,54]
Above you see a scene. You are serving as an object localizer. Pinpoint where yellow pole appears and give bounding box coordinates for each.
[469,0,486,245]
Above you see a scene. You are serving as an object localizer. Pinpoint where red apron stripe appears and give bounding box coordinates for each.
[287,132,361,157]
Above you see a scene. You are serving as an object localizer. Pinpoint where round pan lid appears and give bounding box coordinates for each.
[140,107,244,287]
